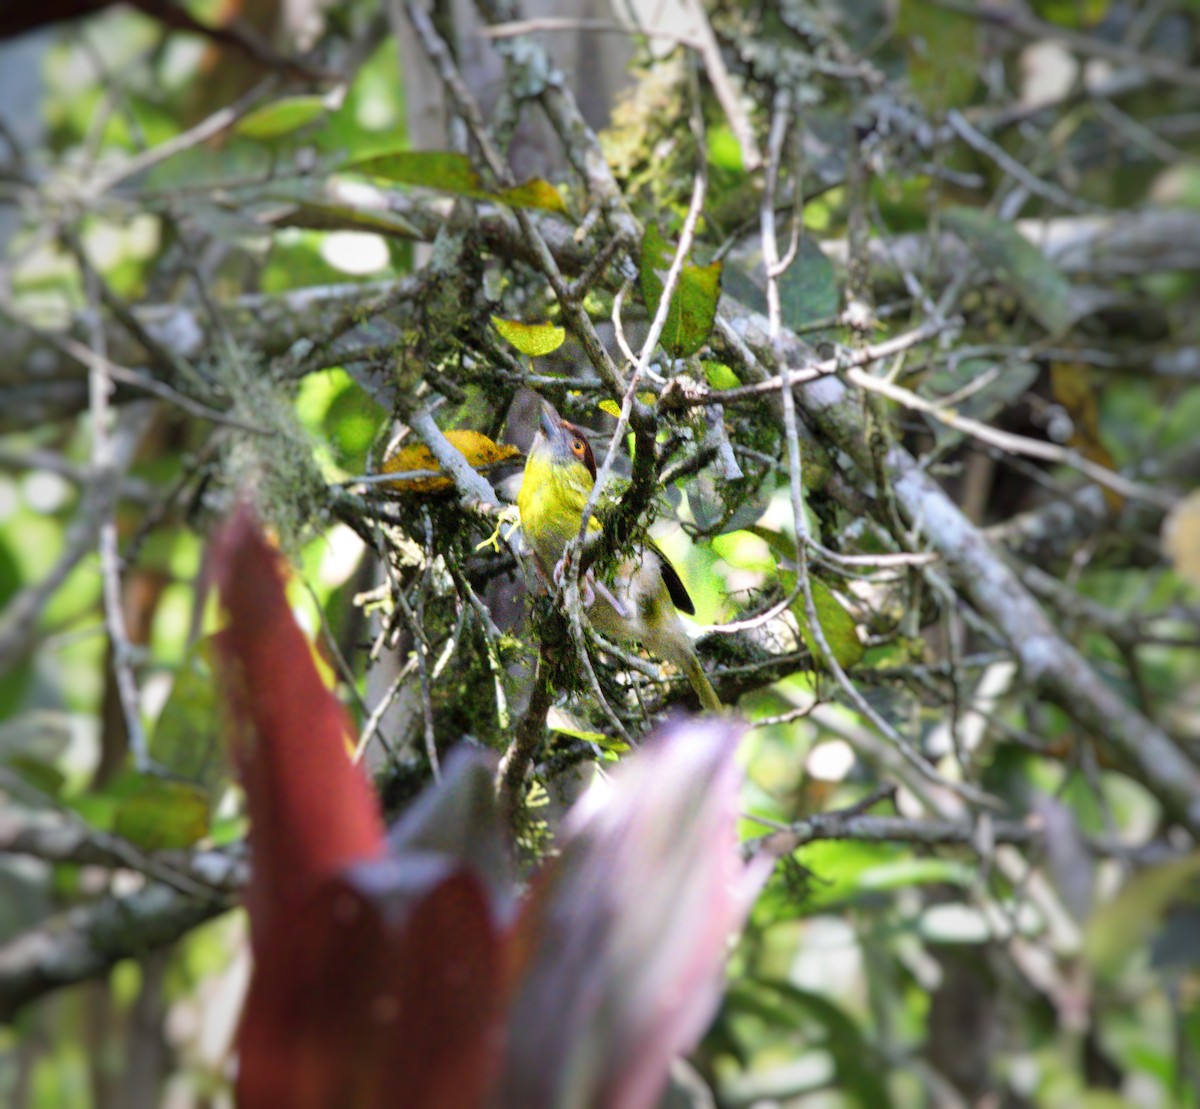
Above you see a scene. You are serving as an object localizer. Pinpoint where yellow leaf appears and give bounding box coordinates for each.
[598,399,622,418]
[497,178,567,214]
[381,429,520,496]
[492,317,566,356]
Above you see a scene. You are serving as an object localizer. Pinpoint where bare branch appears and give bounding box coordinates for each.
[0,883,229,1022]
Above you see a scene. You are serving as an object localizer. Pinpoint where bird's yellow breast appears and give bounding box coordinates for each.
[517,452,600,575]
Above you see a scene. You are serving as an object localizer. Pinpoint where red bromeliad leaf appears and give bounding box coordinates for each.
[210,505,385,944]
[498,716,769,1109]
[237,863,504,1109]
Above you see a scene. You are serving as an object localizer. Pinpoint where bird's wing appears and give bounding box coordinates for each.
[650,540,696,615]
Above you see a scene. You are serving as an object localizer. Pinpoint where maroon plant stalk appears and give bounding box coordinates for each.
[211,507,504,1108]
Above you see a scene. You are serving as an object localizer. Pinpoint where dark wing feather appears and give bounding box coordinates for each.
[652,541,695,615]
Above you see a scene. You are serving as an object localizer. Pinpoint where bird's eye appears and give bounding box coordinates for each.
[572,439,585,455]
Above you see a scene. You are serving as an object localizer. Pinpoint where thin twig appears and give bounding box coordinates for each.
[403,0,635,410]
[844,365,1176,509]
[575,86,709,548]
[760,89,998,810]
[931,0,1200,93]
[673,319,954,407]
[353,658,413,764]
[482,16,703,49]
[947,110,1096,214]
[86,78,279,197]
[0,405,156,671]
[82,265,151,771]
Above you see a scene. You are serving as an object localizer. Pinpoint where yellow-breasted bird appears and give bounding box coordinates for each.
[517,398,722,713]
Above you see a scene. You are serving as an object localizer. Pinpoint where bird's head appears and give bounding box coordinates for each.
[527,399,596,487]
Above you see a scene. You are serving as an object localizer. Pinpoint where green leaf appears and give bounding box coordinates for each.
[896,0,979,111]
[778,237,839,333]
[1032,0,1111,29]
[944,206,1075,336]
[722,265,768,317]
[263,195,423,239]
[350,150,566,212]
[1074,1094,1141,1109]
[702,361,740,390]
[920,356,1039,450]
[711,530,777,574]
[114,779,211,850]
[724,980,893,1108]
[706,125,745,173]
[784,840,902,911]
[719,240,838,339]
[492,316,566,356]
[142,138,274,193]
[4,756,67,798]
[791,576,865,670]
[854,857,974,891]
[639,224,722,358]
[150,639,229,796]
[744,527,861,667]
[352,149,481,192]
[0,710,73,766]
[323,378,387,473]
[1085,852,1200,975]
[546,705,610,745]
[234,95,329,140]
[0,534,31,718]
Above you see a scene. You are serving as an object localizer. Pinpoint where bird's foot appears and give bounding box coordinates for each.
[551,555,571,590]
[590,576,629,618]
[551,558,624,614]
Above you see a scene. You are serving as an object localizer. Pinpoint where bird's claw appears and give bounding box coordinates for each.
[551,557,604,611]
[590,577,629,619]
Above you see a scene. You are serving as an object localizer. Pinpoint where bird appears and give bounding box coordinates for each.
[517,398,722,713]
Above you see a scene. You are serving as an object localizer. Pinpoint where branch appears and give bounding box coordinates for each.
[404,0,639,422]
[11,207,1195,432]
[496,642,555,827]
[717,298,1200,831]
[931,0,1200,93]
[582,86,709,569]
[474,0,641,247]
[0,807,246,895]
[744,809,1180,865]
[745,812,1038,860]
[0,883,230,1021]
[0,403,156,672]
[823,209,1200,285]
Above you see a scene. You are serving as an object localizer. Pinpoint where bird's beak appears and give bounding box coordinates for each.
[539,400,559,440]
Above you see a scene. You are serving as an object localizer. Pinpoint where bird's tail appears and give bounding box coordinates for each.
[649,621,723,713]
[680,646,723,714]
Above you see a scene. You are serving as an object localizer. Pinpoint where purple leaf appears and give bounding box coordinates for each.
[498,716,769,1109]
